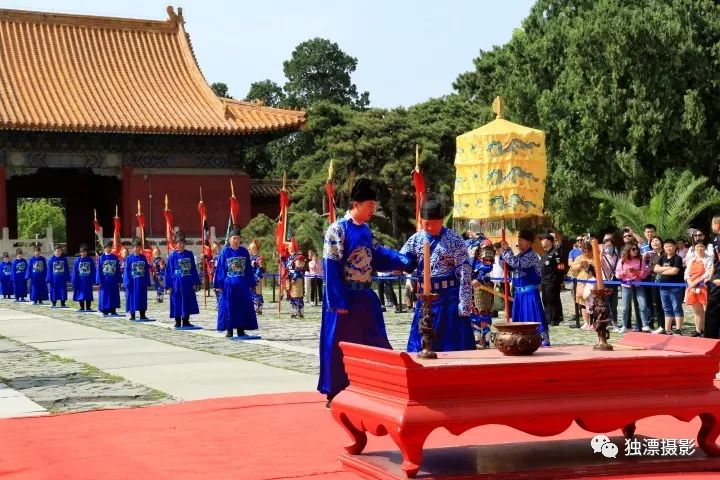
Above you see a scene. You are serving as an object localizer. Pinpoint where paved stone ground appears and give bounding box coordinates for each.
[0,334,170,413]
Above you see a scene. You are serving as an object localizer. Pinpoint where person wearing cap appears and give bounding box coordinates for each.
[318,178,416,405]
[12,248,28,302]
[401,194,475,352]
[214,228,258,337]
[539,233,564,327]
[27,245,49,305]
[96,240,121,316]
[47,245,70,308]
[165,230,201,328]
[1,252,13,299]
[248,239,266,315]
[72,244,96,311]
[124,238,151,320]
[500,230,550,346]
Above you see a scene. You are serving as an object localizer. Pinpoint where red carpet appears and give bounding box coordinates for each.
[1,392,717,480]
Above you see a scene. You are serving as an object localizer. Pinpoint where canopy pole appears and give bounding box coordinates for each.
[502,220,511,322]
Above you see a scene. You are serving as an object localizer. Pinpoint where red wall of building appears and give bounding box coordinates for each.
[121,169,251,238]
[0,166,6,229]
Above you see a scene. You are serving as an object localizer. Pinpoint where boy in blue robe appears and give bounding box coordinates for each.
[152,249,166,303]
[318,178,416,406]
[27,245,49,305]
[214,228,257,337]
[401,195,475,353]
[72,244,96,311]
[500,229,550,346]
[1,252,14,299]
[248,240,265,315]
[47,245,69,307]
[124,238,150,320]
[96,240,121,316]
[289,254,306,318]
[166,230,201,328]
[470,242,496,348]
[12,248,28,302]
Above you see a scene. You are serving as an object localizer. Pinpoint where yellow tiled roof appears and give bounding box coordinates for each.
[0,7,305,135]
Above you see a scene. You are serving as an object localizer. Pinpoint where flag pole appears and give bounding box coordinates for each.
[199,186,208,308]
[137,199,144,251]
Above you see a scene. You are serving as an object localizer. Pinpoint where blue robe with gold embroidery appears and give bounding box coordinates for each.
[12,258,28,300]
[213,245,257,331]
[27,255,49,302]
[72,256,96,302]
[96,253,121,312]
[1,260,13,296]
[165,249,200,318]
[47,255,70,302]
[318,215,416,397]
[123,253,150,312]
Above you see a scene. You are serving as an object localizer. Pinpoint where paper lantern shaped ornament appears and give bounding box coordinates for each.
[454,96,546,220]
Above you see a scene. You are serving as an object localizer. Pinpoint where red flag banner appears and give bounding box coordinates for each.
[230,196,240,227]
[198,200,212,258]
[112,216,121,255]
[93,216,103,252]
[136,213,145,232]
[325,181,336,224]
[163,208,176,254]
[413,168,426,232]
[276,189,290,255]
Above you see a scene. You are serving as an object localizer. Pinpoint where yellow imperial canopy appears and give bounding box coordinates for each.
[454,97,546,220]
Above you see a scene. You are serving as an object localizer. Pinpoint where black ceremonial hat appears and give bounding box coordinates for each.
[132,237,143,247]
[420,194,444,220]
[174,230,186,243]
[350,178,377,202]
[518,229,536,243]
[103,239,113,248]
[79,244,88,252]
[228,228,242,238]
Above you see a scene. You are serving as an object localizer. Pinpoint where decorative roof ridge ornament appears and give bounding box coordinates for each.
[166,6,184,26]
[492,96,505,120]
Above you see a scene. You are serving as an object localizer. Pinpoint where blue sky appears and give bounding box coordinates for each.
[4,0,535,107]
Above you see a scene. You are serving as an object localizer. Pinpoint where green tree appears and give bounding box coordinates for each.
[290,95,485,240]
[210,82,232,99]
[245,80,286,107]
[593,169,720,240]
[283,38,369,109]
[242,214,278,273]
[454,0,720,233]
[17,198,66,242]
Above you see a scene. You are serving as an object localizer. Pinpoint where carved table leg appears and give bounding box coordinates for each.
[622,422,636,439]
[698,413,720,456]
[390,429,430,478]
[338,413,368,455]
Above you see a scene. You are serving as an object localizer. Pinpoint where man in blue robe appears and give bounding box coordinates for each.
[318,178,416,406]
[96,240,121,316]
[72,244,96,311]
[166,230,201,328]
[124,238,150,320]
[27,245,49,305]
[12,248,28,302]
[1,252,13,299]
[46,245,69,307]
[500,229,550,346]
[401,195,475,353]
[214,228,257,337]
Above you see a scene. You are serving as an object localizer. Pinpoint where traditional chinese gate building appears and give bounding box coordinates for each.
[0,6,304,253]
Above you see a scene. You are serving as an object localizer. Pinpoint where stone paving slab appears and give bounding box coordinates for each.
[0,334,170,414]
[0,382,48,418]
[0,307,317,401]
